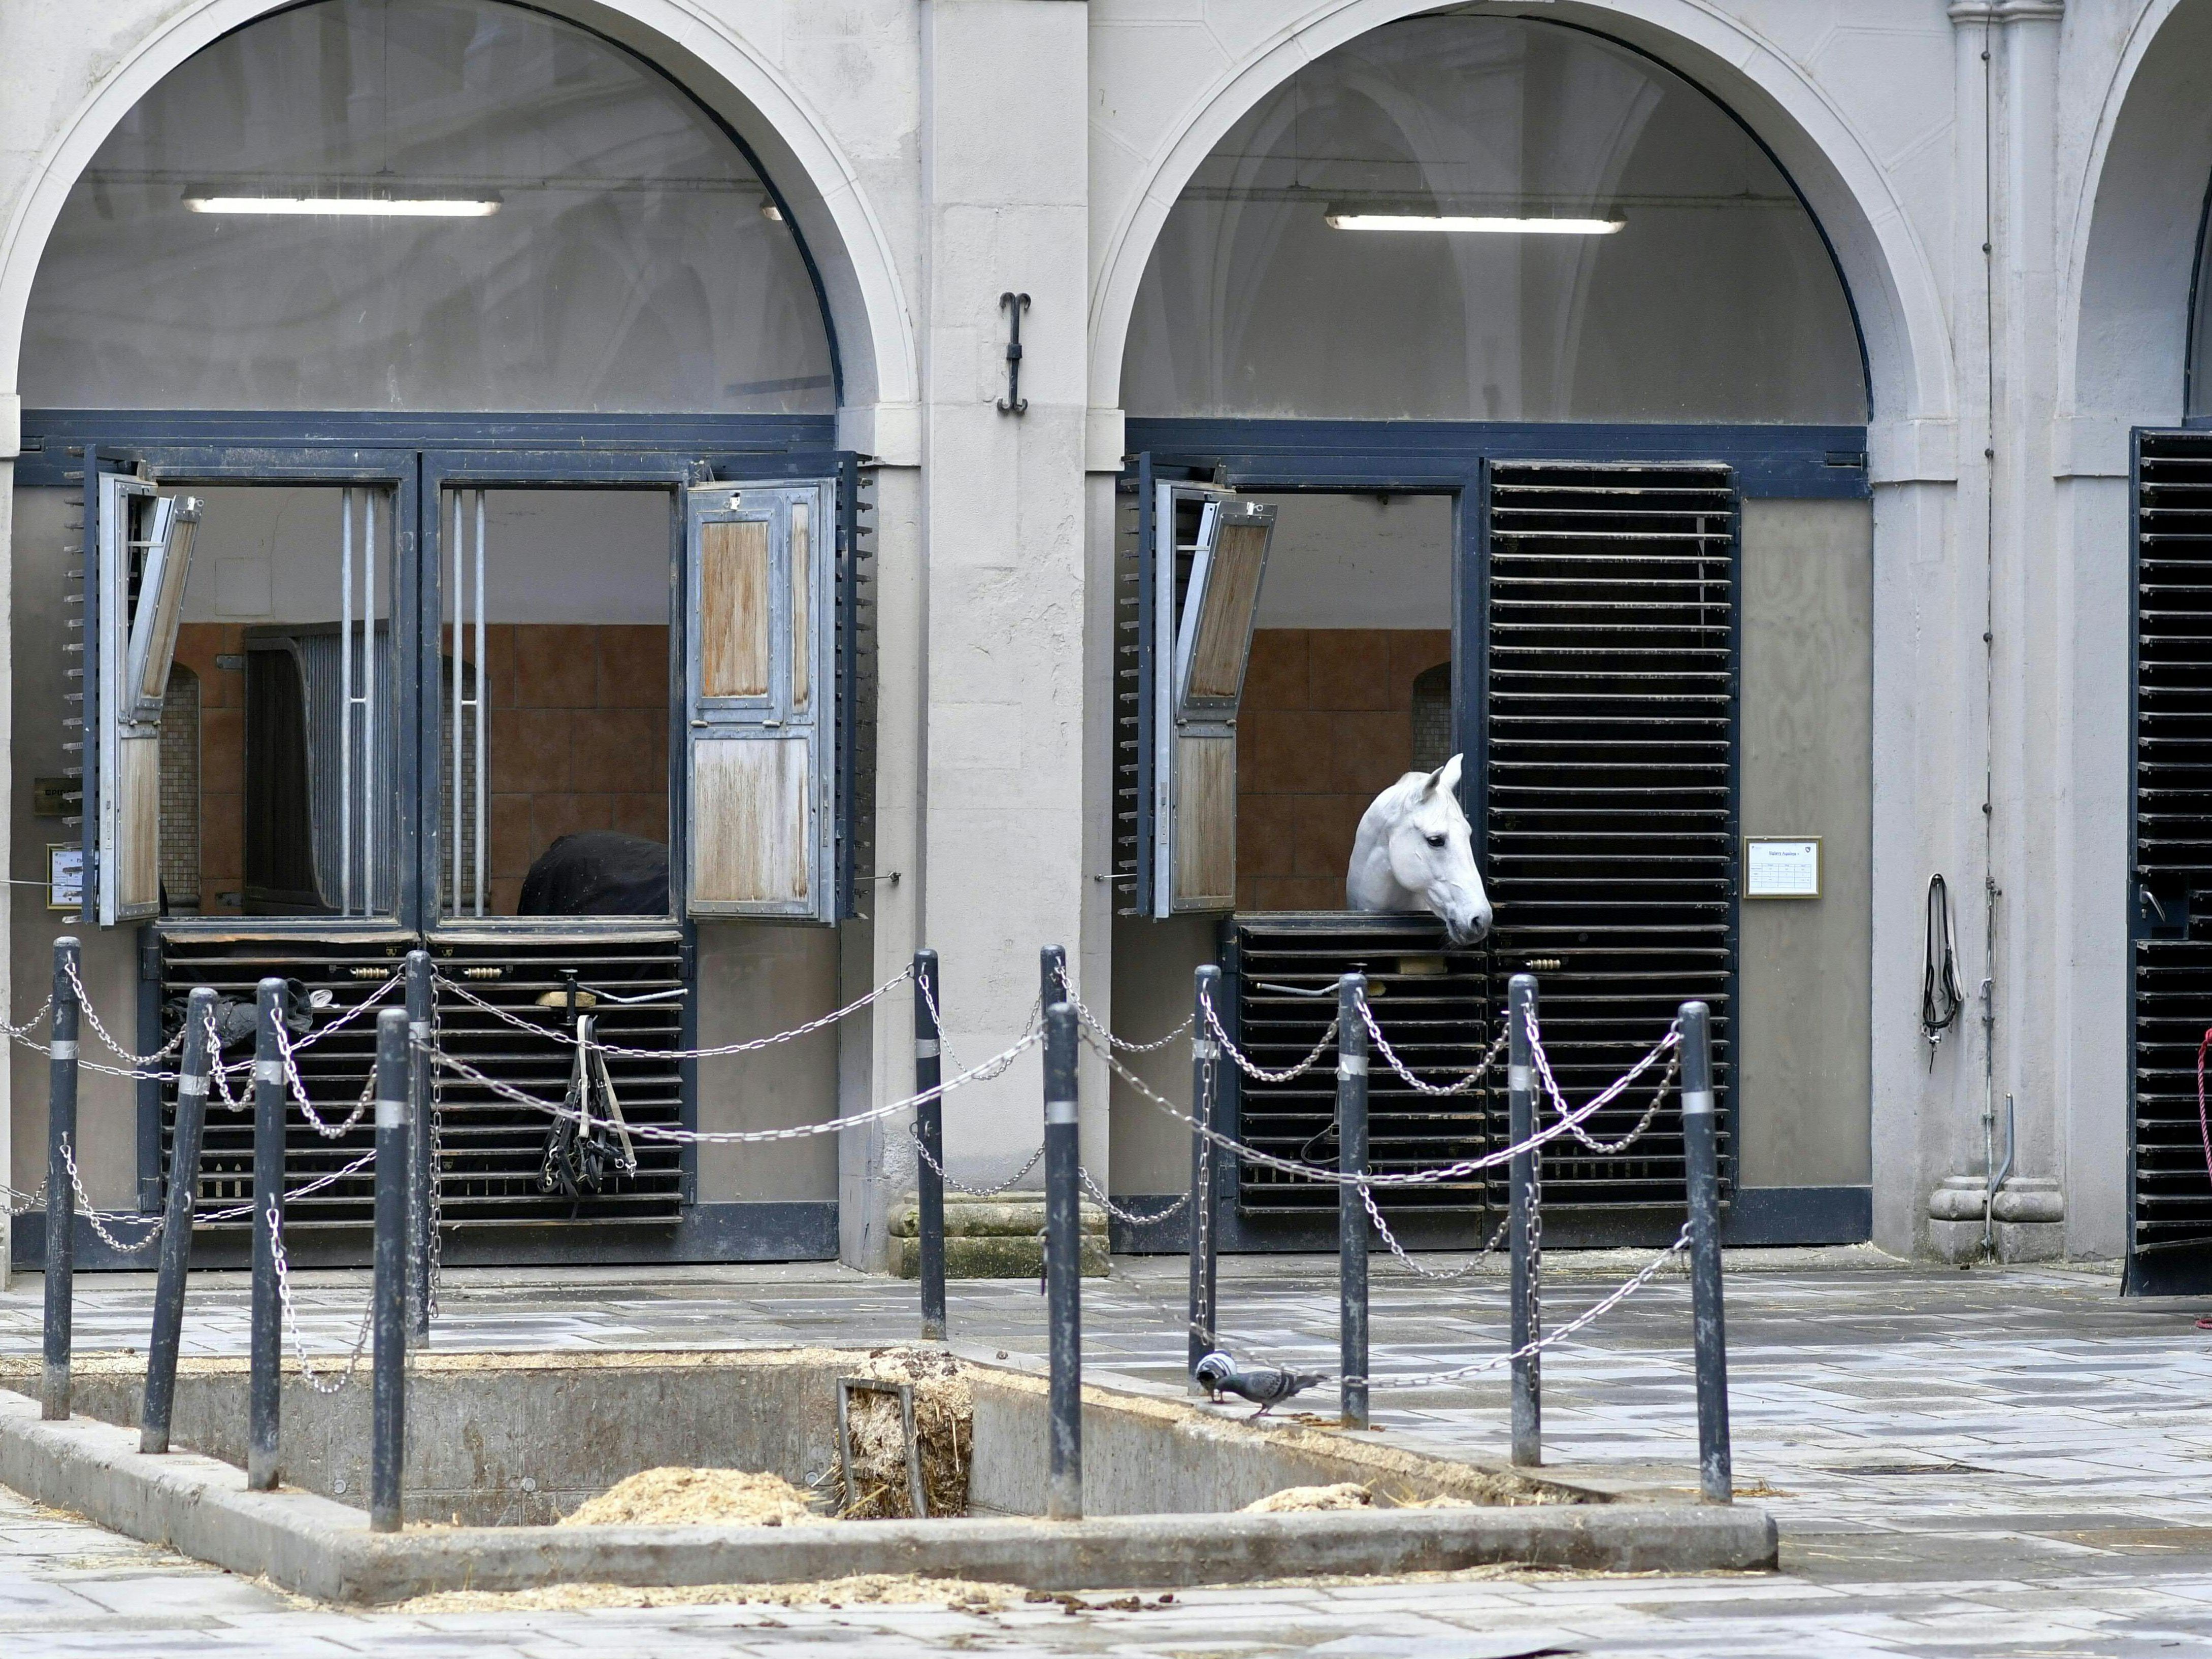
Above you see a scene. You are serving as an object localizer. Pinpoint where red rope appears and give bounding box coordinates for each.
[2199,1026,2212,1191]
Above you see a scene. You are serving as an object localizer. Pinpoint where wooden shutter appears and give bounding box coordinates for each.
[95,473,200,924]
[1137,482,1275,916]
[684,478,838,922]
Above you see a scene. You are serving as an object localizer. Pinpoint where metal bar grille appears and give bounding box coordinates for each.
[158,930,685,1231]
[1482,460,1737,1211]
[1226,913,1491,1215]
[2130,432,2212,1287]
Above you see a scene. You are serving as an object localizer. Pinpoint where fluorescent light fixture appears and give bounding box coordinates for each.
[184,195,500,218]
[1325,212,1623,235]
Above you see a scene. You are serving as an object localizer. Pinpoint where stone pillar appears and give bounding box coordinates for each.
[913,0,1093,1201]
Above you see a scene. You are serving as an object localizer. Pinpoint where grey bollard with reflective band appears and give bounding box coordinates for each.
[913,949,946,1342]
[1508,973,1540,1467]
[371,1008,410,1532]
[405,949,434,1345]
[1042,998,1082,1522]
[41,937,81,1421]
[1187,964,1221,1385]
[248,976,287,1491]
[142,987,218,1453]
[1678,1000,1733,1504]
[1337,973,1370,1430]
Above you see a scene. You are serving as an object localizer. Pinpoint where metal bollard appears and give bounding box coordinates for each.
[405,949,434,1345]
[41,937,81,1421]
[248,976,287,1491]
[142,987,217,1453]
[371,1008,410,1532]
[1337,973,1370,1430]
[1186,964,1221,1385]
[1042,998,1082,1521]
[914,949,947,1342]
[1678,1000,1733,1504]
[1507,973,1540,1467]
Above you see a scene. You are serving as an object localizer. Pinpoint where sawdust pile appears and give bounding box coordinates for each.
[838,1348,972,1519]
[1244,1483,1374,1513]
[1243,1484,1480,1514]
[558,1468,829,1529]
[400,1572,1011,1614]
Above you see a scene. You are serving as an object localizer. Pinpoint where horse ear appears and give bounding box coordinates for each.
[1423,753,1464,797]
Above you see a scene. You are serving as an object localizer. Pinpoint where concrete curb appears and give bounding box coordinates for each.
[0,1391,1775,1603]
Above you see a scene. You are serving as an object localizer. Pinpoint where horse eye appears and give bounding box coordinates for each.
[1425,833,1447,849]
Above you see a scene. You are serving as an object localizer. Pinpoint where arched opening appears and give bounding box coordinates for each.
[22,0,834,412]
[1122,15,1864,423]
[12,0,853,1263]
[1108,15,1872,1252]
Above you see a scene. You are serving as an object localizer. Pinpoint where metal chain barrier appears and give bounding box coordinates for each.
[919,972,1040,1086]
[1200,991,1339,1083]
[1551,1048,1678,1156]
[274,1021,376,1141]
[65,961,188,1067]
[58,1141,166,1253]
[436,966,911,1061]
[1077,1165,1191,1226]
[267,1197,374,1395]
[425,1024,1043,1145]
[1086,1023,1679,1189]
[1360,1192,1508,1280]
[1359,1005,1509,1098]
[907,1120,1045,1199]
[1344,1223,1692,1388]
[1052,965,1193,1053]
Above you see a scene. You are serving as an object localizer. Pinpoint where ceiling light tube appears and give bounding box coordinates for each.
[184,195,501,218]
[1325,213,1623,235]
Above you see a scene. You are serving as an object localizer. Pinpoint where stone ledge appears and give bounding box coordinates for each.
[0,1390,1775,1603]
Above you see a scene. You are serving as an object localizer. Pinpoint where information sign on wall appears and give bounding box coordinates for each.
[1744,837,1821,899]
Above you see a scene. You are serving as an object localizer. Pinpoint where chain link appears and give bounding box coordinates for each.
[66,961,187,1066]
[906,1121,1044,1198]
[1360,1006,1509,1098]
[1051,965,1193,1053]
[267,1197,374,1393]
[57,1139,166,1253]
[1077,1164,1190,1226]
[1085,1024,1679,1189]
[437,967,909,1060]
[1200,991,1339,1083]
[1344,1223,1691,1388]
[426,1024,1043,1145]
[919,972,1041,1086]
[1361,1191,1508,1280]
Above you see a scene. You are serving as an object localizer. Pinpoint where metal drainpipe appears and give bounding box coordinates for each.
[1975,9,2002,1260]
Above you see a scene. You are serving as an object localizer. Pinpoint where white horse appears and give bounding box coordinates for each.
[1346,754,1493,946]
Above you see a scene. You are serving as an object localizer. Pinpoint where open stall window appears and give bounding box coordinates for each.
[92,473,200,924]
[685,478,840,922]
[1131,470,1276,916]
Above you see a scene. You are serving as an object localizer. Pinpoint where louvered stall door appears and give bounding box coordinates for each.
[158,932,413,1229]
[1483,461,1737,1220]
[159,930,685,1232]
[2129,432,2212,1294]
[1224,914,1493,1217]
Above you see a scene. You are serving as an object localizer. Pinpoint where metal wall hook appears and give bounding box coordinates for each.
[997,290,1031,415]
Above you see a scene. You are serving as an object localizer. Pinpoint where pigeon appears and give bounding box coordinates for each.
[1193,1350,1326,1417]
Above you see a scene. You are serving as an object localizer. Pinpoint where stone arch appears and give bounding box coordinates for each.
[0,0,916,418]
[1089,0,1954,439]
[2064,0,2209,428]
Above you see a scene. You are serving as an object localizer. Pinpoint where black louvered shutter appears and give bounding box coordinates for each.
[2128,430,2212,1293]
[1482,461,1738,1221]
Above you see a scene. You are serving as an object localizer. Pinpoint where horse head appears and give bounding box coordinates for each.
[1347,754,1493,946]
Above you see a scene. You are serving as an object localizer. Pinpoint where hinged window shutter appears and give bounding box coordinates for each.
[95,471,200,925]
[1138,478,1274,917]
[684,477,838,922]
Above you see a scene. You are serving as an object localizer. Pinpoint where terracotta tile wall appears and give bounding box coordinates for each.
[479,623,671,915]
[172,623,245,913]
[1239,628,1450,910]
[168,622,672,916]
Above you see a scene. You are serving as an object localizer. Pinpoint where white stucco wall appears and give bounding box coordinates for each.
[1,0,2205,1276]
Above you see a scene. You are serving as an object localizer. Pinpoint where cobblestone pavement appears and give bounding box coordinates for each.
[4,1248,2212,1655]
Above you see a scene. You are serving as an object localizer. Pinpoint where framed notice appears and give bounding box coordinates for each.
[1744,837,1821,899]
[47,843,83,912]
